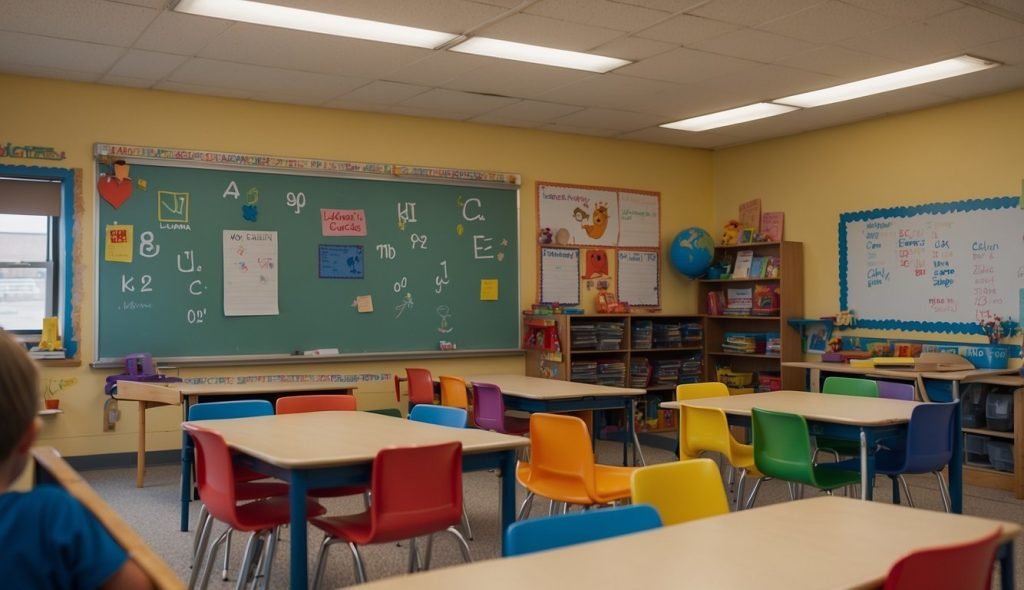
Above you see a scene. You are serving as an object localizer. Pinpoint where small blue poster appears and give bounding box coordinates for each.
[319,244,363,279]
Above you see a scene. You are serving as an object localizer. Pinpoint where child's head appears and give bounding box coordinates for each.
[0,330,40,486]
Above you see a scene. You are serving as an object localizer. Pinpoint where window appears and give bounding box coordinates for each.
[0,167,76,356]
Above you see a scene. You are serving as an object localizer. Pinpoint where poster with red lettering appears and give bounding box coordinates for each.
[321,209,367,236]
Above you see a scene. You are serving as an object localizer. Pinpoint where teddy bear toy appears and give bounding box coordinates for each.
[721,220,741,245]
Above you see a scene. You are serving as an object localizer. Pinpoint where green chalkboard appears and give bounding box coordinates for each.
[95,162,520,363]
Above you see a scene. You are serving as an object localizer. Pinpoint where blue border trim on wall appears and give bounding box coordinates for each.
[0,164,77,357]
[839,196,1020,335]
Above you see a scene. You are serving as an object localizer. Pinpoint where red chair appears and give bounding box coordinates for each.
[275,394,357,414]
[883,528,1002,590]
[184,423,327,590]
[309,441,471,588]
[395,367,436,412]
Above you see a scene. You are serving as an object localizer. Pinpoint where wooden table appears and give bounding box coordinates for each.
[783,360,1014,399]
[114,380,356,492]
[32,447,184,590]
[661,390,970,512]
[461,374,647,465]
[356,496,1020,590]
[184,411,528,590]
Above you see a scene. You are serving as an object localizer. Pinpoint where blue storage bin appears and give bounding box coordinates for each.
[959,345,1010,369]
[988,440,1014,473]
[985,391,1014,432]
[922,379,954,403]
[960,384,988,428]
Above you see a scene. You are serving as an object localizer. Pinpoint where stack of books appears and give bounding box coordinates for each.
[630,357,652,388]
[631,320,653,350]
[724,287,753,315]
[595,322,624,350]
[651,359,682,384]
[653,322,683,348]
[680,353,703,379]
[570,324,597,350]
[722,333,759,353]
[570,360,598,382]
[681,322,703,344]
[596,359,626,387]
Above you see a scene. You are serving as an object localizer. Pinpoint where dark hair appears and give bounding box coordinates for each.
[0,331,39,460]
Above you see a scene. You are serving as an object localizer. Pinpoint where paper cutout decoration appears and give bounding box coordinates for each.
[354,295,374,313]
[480,279,498,301]
[582,249,609,279]
[98,161,134,208]
[104,224,133,263]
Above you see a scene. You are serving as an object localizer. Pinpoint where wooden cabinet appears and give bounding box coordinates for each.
[523,313,704,435]
[960,375,1024,498]
[697,241,804,391]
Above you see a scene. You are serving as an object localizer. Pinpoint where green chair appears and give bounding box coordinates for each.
[751,407,860,501]
[815,376,880,460]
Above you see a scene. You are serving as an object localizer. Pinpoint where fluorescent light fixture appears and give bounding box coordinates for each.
[174,0,458,49]
[450,37,630,73]
[775,55,999,108]
[661,102,799,132]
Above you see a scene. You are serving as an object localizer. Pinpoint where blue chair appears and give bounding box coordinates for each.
[827,402,958,512]
[408,404,468,428]
[504,504,662,557]
[878,381,915,401]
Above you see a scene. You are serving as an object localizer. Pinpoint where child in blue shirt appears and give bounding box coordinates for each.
[0,331,153,589]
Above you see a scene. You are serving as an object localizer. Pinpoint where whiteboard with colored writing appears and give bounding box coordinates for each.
[840,196,1023,334]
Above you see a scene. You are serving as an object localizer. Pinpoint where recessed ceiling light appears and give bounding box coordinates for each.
[660,103,799,132]
[775,55,1000,108]
[173,0,458,49]
[450,37,631,73]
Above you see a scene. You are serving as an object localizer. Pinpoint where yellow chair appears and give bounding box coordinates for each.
[675,382,729,458]
[524,413,635,512]
[682,405,765,510]
[630,459,729,525]
[439,375,469,410]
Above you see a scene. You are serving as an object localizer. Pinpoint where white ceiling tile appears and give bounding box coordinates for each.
[133,11,233,55]
[0,61,102,83]
[107,49,187,80]
[553,106,667,131]
[152,80,253,100]
[537,73,682,110]
[384,103,475,121]
[636,14,740,45]
[0,0,158,46]
[620,125,737,148]
[385,51,491,86]
[977,0,1024,20]
[442,61,592,99]
[757,0,896,44]
[690,0,826,27]
[699,63,838,102]
[111,0,168,7]
[474,13,625,51]
[616,47,760,84]
[478,100,585,122]
[610,0,707,11]
[168,59,367,101]
[840,0,963,20]
[329,81,431,106]
[590,36,678,61]
[689,28,817,62]
[400,88,520,116]
[98,74,157,88]
[0,31,124,73]
[774,45,905,78]
[468,114,545,129]
[540,122,621,137]
[525,0,675,33]
[247,91,333,106]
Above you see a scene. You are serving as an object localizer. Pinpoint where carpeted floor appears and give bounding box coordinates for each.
[81,441,1023,589]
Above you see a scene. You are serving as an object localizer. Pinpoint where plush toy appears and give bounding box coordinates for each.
[538,227,553,244]
[722,220,741,245]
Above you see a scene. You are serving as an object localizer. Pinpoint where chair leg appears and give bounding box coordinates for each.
[743,477,764,510]
[188,514,215,590]
[222,529,233,581]
[198,529,229,590]
[407,536,419,573]
[898,475,916,508]
[890,475,901,505]
[424,534,435,570]
[257,527,278,590]
[734,469,748,512]
[787,482,797,500]
[631,429,646,466]
[461,504,474,540]
[933,471,952,513]
[234,532,262,590]
[191,505,209,565]
[447,526,473,564]
[311,535,340,590]
[517,491,535,520]
[347,542,368,584]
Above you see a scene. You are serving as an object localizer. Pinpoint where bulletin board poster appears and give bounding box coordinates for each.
[839,196,1024,334]
[537,182,659,248]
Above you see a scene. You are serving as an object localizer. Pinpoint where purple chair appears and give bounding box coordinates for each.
[471,382,529,435]
[878,381,915,401]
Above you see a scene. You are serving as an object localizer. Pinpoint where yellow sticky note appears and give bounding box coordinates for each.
[356,295,374,313]
[480,279,498,301]
[105,224,133,263]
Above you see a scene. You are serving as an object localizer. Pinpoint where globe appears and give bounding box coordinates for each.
[669,227,715,279]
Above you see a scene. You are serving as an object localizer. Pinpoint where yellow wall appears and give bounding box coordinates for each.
[0,74,712,457]
[713,89,1024,350]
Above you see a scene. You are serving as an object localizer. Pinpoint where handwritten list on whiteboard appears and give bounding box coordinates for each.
[840,196,1024,334]
[223,230,279,316]
[617,250,660,307]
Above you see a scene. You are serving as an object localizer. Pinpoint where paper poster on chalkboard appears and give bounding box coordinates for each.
[840,196,1024,334]
[319,245,364,279]
[224,230,279,316]
[617,250,660,307]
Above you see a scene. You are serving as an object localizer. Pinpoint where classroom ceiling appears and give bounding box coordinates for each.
[3,0,1024,149]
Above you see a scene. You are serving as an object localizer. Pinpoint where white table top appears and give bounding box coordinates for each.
[356,496,1019,590]
[661,390,919,426]
[462,374,645,400]
[116,379,357,405]
[183,411,528,469]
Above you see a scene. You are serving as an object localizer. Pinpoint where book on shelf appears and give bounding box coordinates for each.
[760,212,784,242]
[732,250,754,278]
[751,284,780,316]
[29,348,66,360]
[706,291,725,316]
[749,256,766,278]
[724,287,752,315]
[764,256,780,278]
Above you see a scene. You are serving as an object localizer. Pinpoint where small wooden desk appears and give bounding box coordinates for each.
[185,411,528,590]
[783,360,1014,399]
[114,380,356,491]
[356,496,1020,590]
[661,390,970,511]
[461,374,647,465]
[32,447,184,590]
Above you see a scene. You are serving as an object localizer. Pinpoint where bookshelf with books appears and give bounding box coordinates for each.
[698,241,803,391]
[524,313,705,435]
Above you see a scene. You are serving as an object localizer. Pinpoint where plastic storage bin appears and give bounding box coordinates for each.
[988,440,1014,473]
[964,434,990,465]
[960,384,989,428]
[985,390,1014,432]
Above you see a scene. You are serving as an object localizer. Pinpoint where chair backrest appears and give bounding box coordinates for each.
[883,528,1001,590]
[682,405,735,457]
[409,404,468,428]
[822,376,879,397]
[405,368,436,405]
[503,504,662,557]
[901,402,959,473]
[676,382,729,458]
[275,394,357,414]
[751,407,817,486]
[529,413,597,499]
[369,442,464,540]
[187,399,273,421]
[471,382,507,432]
[182,423,242,527]
[366,408,403,418]
[630,459,729,526]
[439,375,469,410]
[877,381,915,401]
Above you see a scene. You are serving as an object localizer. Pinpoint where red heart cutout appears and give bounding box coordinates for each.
[98,175,133,209]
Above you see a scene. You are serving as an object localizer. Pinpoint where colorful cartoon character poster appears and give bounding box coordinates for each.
[537,184,619,246]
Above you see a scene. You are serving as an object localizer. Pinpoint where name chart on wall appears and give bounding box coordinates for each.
[540,247,581,305]
[840,196,1024,334]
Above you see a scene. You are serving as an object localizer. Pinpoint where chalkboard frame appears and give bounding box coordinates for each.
[90,143,523,367]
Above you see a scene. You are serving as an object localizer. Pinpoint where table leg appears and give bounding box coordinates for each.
[289,471,309,590]
[624,398,635,467]
[951,407,963,514]
[809,368,822,393]
[136,401,147,488]
[859,429,868,500]
[998,541,1014,589]
[499,449,516,553]
[180,430,191,532]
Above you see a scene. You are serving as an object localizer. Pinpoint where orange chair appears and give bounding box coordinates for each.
[439,375,469,411]
[395,367,436,412]
[883,529,1002,590]
[309,442,471,588]
[185,424,326,590]
[275,394,357,414]
[523,413,635,513]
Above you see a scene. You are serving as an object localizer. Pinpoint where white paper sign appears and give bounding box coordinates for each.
[618,192,660,248]
[540,248,580,305]
[223,230,279,316]
[617,250,660,307]
[538,185,619,246]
